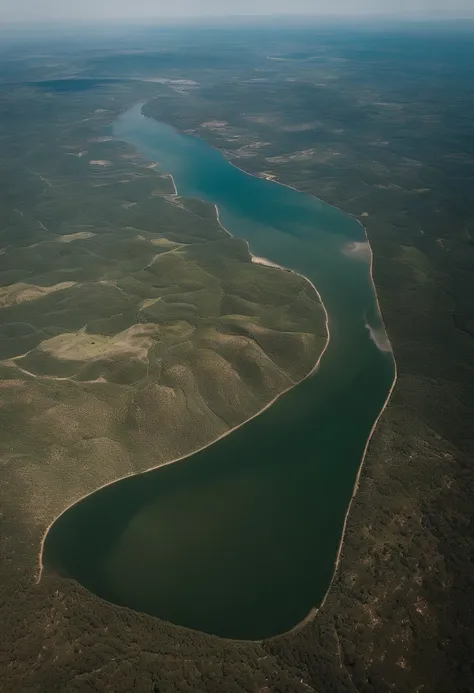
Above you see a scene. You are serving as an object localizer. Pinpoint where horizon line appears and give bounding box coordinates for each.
[2,13,474,28]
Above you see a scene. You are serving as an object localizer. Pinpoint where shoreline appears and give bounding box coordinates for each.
[38,104,396,647]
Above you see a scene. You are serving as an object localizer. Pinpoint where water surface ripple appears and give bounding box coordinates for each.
[43,104,395,640]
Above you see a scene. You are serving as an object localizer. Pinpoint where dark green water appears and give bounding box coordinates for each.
[43,103,395,640]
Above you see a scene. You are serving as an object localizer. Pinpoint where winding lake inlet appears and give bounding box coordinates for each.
[42,103,395,641]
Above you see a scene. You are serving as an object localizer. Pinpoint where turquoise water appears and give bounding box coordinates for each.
[43,103,395,640]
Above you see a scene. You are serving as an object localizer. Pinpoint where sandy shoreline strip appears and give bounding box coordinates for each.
[38,109,396,648]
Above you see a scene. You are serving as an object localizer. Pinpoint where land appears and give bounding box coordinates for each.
[0,41,327,683]
[1,19,473,693]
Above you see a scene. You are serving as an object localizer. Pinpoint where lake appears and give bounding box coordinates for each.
[42,103,395,640]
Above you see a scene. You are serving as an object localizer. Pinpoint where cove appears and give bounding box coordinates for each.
[42,103,395,641]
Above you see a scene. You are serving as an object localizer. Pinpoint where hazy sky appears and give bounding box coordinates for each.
[1,0,473,22]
